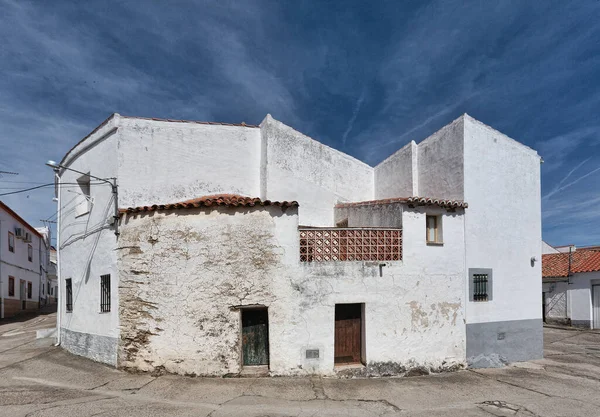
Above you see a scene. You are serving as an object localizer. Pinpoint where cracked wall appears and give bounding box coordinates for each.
[118,204,466,377]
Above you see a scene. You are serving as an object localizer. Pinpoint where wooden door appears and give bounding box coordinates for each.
[334,304,362,364]
[593,286,600,330]
[242,309,269,366]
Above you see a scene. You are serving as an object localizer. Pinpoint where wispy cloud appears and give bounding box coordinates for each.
[342,88,366,146]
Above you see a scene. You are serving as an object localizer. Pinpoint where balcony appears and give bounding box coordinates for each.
[299,228,402,262]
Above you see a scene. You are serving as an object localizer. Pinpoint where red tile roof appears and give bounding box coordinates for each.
[542,250,600,278]
[120,194,298,214]
[335,196,468,209]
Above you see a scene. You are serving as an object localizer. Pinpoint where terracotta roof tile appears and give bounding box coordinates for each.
[542,250,600,278]
[335,196,468,209]
[120,194,298,214]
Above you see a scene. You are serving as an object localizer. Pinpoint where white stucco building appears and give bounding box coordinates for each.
[542,245,600,328]
[53,113,542,376]
[0,201,50,319]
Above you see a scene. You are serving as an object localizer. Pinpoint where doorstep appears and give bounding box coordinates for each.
[240,365,269,377]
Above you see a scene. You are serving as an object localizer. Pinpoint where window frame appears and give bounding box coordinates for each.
[426,215,443,244]
[8,232,14,253]
[469,268,493,302]
[28,244,33,262]
[100,274,111,313]
[27,281,32,299]
[8,276,15,297]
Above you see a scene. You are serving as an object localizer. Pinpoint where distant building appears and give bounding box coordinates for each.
[542,244,600,328]
[46,246,58,304]
[0,201,50,318]
[54,113,542,375]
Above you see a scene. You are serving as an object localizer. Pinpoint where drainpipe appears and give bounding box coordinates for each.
[55,172,62,346]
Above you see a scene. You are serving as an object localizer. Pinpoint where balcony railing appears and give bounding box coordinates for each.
[299,228,402,262]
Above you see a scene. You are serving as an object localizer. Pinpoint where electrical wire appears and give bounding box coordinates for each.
[0,182,106,197]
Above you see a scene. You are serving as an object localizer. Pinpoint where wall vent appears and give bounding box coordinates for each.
[306,349,320,359]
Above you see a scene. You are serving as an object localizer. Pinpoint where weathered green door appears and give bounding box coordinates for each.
[242,309,269,366]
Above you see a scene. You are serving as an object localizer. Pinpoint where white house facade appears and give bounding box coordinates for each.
[0,201,49,319]
[542,246,600,328]
[54,113,543,376]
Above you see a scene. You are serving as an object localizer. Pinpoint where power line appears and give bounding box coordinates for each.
[0,182,106,197]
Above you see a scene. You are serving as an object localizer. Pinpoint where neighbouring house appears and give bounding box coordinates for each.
[53,113,542,376]
[542,244,600,328]
[0,201,50,318]
[46,246,58,304]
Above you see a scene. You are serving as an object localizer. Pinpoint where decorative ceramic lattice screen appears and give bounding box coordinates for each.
[299,229,402,262]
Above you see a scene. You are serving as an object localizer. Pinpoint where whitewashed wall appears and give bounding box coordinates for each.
[374,141,417,198]
[260,115,373,226]
[463,116,542,324]
[568,271,600,328]
[335,203,404,229]
[117,204,466,377]
[417,117,465,200]
[117,118,262,208]
[58,116,120,365]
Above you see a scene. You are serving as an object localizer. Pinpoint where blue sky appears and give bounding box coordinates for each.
[0,0,599,246]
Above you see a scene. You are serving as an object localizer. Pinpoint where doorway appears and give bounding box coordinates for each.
[542,292,546,323]
[593,286,600,329]
[20,280,26,310]
[241,308,269,366]
[334,303,364,365]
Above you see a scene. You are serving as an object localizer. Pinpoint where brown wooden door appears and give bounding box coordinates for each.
[334,304,362,364]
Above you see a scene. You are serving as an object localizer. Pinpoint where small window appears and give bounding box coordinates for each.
[100,274,111,312]
[426,215,442,244]
[8,232,14,253]
[65,279,73,312]
[8,277,15,297]
[28,244,33,262]
[75,174,92,217]
[470,268,493,302]
[27,282,32,299]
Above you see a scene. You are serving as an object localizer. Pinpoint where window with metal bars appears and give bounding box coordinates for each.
[469,268,492,302]
[100,274,111,312]
[65,278,73,312]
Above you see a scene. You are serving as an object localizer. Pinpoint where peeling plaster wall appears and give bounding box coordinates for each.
[117,118,262,208]
[58,118,120,365]
[260,115,373,227]
[374,141,417,199]
[117,204,466,377]
[542,281,568,320]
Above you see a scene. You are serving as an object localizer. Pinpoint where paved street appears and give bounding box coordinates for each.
[1,315,600,416]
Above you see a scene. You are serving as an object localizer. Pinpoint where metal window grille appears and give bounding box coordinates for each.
[27,282,32,299]
[65,278,73,312]
[473,273,488,301]
[100,274,111,313]
[299,228,402,262]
